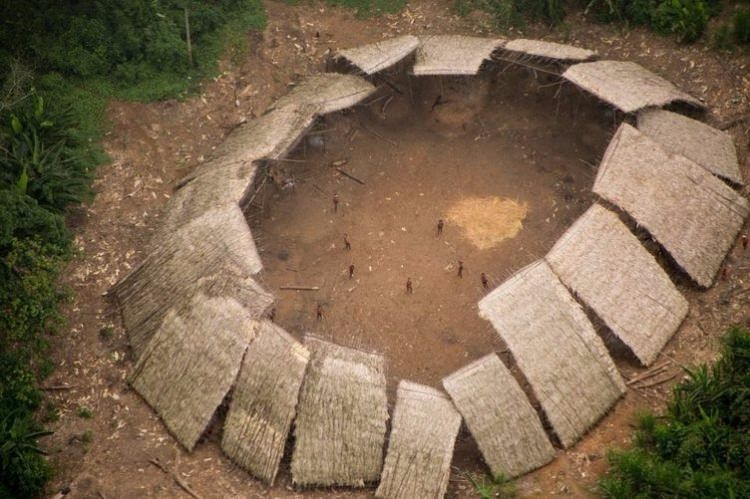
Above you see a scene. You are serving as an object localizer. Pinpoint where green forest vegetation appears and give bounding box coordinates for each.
[0,1,265,496]
[600,327,750,498]
[453,0,750,46]
[319,0,407,16]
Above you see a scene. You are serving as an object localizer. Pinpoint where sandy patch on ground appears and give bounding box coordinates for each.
[447,196,528,249]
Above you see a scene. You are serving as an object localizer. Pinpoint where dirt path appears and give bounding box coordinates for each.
[45,1,750,497]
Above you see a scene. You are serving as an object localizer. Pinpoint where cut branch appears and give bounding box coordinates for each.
[148,457,202,499]
[335,167,365,185]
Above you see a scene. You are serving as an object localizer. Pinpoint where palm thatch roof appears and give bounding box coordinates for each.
[503,39,597,62]
[129,293,257,450]
[162,76,370,237]
[412,35,505,75]
[337,35,421,74]
[478,260,626,448]
[375,381,461,499]
[221,321,309,485]
[546,204,689,366]
[594,123,749,287]
[213,103,320,162]
[157,104,318,238]
[112,204,273,357]
[442,354,555,478]
[563,60,703,113]
[269,74,376,115]
[291,336,388,487]
[637,108,743,184]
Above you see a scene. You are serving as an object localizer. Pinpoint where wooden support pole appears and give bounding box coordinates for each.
[184,8,193,67]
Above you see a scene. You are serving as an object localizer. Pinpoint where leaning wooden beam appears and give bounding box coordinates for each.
[129,293,257,450]
[413,35,505,75]
[375,381,461,499]
[269,74,376,115]
[546,204,689,366]
[442,354,555,478]
[221,321,309,485]
[562,60,703,113]
[337,35,421,75]
[637,108,743,185]
[593,123,749,287]
[478,260,626,449]
[291,336,388,487]
[503,39,597,62]
[112,204,273,357]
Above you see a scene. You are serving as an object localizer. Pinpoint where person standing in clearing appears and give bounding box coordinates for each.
[349,263,355,279]
[406,277,413,294]
[436,219,444,236]
[457,260,464,278]
[343,233,351,250]
[333,193,340,213]
[481,272,489,289]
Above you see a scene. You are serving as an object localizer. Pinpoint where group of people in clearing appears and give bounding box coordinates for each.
[315,196,491,320]
[270,194,495,323]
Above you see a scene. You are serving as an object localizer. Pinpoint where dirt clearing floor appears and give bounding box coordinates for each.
[253,70,610,393]
[43,0,750,497]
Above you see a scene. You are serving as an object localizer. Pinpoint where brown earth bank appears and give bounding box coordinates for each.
[44,0,750,497]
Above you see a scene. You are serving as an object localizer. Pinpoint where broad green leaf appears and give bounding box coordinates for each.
[17,166,29,195]
[11,114,22,134]
[35,95,44,118]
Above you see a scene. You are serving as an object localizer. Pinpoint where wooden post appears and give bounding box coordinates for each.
[184,7,193,67]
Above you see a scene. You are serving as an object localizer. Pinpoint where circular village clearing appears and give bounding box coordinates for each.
[111,35,748,497]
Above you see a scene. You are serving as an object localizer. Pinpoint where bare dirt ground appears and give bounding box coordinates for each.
[253,70,610,395]
[43,0,750,497]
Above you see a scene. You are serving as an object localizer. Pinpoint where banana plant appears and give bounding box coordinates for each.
[1,94,87,212]
[0,412,53,473]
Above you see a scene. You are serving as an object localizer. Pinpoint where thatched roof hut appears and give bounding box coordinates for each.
[478,260,626,448]
[563,60,703,113]
[637,109,743,184]
[269,74,375,115]
[503,39,597,62]
[221,321,309,485]
[442,354,555,478]
[375,381,461,499]
[213,103,320,162]
[156,77,371,239]
[338,35,420,75]
[129,293,257,450]
[594,123,749,287]
[291,336,388,487]
[412,35,505,75]
[156,104,318,238]
[112,204,273,357]
[546,204,689,366]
